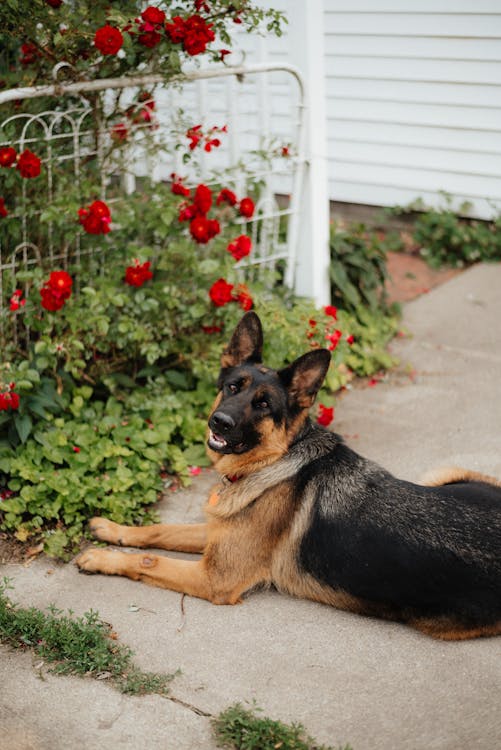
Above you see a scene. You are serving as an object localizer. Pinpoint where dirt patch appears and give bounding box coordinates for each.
[0,533,29,565]
[385,251,461,305]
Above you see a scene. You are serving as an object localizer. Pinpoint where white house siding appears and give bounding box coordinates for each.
[323,1,501,219]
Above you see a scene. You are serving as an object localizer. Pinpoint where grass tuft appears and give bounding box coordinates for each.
[212,702,352,750]
[0,578,174,695]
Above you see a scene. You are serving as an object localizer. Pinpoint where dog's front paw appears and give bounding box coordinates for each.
[88,517,124,544]
[75,547,123,575]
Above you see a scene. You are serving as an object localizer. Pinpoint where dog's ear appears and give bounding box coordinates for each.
[221,312,263,368]
[278,349,331,408]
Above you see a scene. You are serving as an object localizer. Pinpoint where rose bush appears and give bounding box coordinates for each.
[0,2,398,557]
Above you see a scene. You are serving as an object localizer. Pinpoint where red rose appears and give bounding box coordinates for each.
[235,283,253,311]
[16,149,41,178]
[193,183,212,214]
[204,137,220,152]
[78,200,111,234]
[207,219,220,239]
[190,215,211,243]
[182,15,214,56]
[324,305,337,319]
[94,25,123,55]
[165,16,187,43]
[0,390,20,412]
[184,34,206,56]
[186,124,202,150]
[326,329,342,351]
[111,122,128,142]
[0,147,17,168]
[88,200,110,219]
[227,234,252,262]
[171,179,190,197]
[178,204,197,222]
[80,212,102,235]
[209,278,234,307]
[125,260,153,287]
[346,334,355,345]
[317,404,334,427]
[46,0,63,7]
[128,106,155,126]
[216,188,237,206]
[141,6,166,25]
[9,290,26,311]
[138,29,162,48]
[202,325,223,334]
[20,43,39,66]
[239,197,255,218]
[40,270,73,311]
[0,198,8,218]
[40,287,64,311]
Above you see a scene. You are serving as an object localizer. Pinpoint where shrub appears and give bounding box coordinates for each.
[388,197,501,268]
[329,222,399,313]
[0,3,399,557]
[413,208,501,268]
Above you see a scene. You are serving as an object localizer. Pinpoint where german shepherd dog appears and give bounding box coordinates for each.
[76,312,501,640]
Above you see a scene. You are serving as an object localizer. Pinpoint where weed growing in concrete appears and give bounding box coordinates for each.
[212,702,352,750]
[0,578,174,696]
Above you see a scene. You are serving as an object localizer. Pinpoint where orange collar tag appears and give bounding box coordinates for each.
[208,489,220,506]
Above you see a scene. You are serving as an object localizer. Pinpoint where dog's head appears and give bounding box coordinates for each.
[207,312,331,475]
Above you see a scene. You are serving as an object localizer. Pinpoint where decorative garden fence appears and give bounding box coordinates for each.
[0,62,308,346]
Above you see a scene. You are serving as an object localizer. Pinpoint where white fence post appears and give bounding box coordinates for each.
[287,0,331,306]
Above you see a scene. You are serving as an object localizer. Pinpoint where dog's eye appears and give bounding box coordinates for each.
[228,383,238,394]
[256,400,269,410]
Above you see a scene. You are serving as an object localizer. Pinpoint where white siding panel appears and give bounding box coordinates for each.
[333,1,501,12]
[328,99,501,131]
[328,120,501,154]
[325,13,501,37]
[330,162,501,202]
[329,140,501,177]
[325,57,501,85]
[327,78,499,108]
[329,184,500,219]
[327,36,501,62]
[324,2,501,217]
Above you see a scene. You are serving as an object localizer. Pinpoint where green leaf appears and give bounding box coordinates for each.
[164,370,190,390]
[13,414,33,444]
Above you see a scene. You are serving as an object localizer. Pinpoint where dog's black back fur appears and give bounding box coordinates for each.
[296,432,501,628]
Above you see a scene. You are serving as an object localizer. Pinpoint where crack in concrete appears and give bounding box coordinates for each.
[167,694,213,718]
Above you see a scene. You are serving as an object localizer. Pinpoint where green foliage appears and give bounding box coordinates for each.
[342,307,397,377]
[0,293,398,556]
[413,207,501,269]
[0,578,174,695]
[329,222,398,313]
[388,197,501,268]
[0,380,211,555]
[0,1,286,88]
[0,2,398,559]
[212,702,352,750]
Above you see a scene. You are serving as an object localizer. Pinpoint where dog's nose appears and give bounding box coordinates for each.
[210,411,235,434]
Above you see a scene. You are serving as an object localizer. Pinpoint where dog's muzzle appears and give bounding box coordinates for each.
[208,411,243,453]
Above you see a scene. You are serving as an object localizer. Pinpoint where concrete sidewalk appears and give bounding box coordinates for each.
[1,263,501,750]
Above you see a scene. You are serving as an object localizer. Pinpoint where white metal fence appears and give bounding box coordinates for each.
[0,62,310,343]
